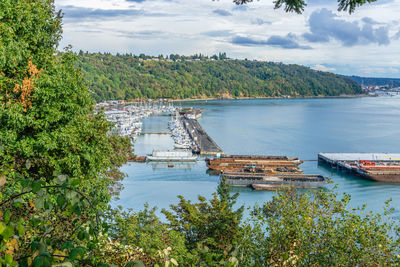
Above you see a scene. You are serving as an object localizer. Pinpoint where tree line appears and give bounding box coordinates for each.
[76,52,362,102]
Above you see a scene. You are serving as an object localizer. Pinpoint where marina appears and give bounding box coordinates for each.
[318,153,400,182]
[102,100,226,162]
[168,114,197,151]
[99,101,178,142]
[115,97,400,216]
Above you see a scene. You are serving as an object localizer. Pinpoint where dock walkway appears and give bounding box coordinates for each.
[318,153,400,182]
[318,153,400,165]
[182,118,223,156]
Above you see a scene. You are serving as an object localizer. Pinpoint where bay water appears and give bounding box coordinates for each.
[114,97,400,218]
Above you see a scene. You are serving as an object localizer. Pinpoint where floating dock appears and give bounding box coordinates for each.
[318,153,400,182]
[182,118,223,156]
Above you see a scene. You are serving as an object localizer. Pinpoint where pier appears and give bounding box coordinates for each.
[318,153,400,182]
[318,153,400,165]
[182,117,223,156]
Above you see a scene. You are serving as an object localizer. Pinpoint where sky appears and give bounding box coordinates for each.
[56,0,400,78]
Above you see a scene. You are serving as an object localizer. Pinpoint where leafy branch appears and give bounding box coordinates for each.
[232,0,378,14]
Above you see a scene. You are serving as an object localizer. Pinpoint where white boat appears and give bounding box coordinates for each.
[174,143,191,149]
[147,150,197,161]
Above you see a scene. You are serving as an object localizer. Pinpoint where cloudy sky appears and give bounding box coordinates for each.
[56,0,400,78]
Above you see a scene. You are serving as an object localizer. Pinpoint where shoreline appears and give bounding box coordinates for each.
[99,94,370,105]
[168,94,370,103]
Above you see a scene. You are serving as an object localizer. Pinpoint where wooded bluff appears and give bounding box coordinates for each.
[76,52,362,101]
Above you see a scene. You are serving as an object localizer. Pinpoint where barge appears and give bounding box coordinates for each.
[218,154,291,160]
[209,166,303,175]
[221,173,326,188]
[318,153,400,182]
[205,156,303,171]
[208,154,325,189]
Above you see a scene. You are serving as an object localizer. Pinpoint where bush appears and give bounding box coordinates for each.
[248,187,400,266]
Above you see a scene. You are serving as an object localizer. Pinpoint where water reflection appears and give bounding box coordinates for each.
[147,161,196,170]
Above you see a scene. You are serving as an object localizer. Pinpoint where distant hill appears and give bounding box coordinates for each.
[346,75,400,87]
[76,52,362,102]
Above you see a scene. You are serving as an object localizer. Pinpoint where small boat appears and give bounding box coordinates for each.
[168,164,174,168]
[174,143,191,149]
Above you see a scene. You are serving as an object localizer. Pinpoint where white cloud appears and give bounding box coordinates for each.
[360,66,400,75]
[56,0,400,78]
[312,64,336,72]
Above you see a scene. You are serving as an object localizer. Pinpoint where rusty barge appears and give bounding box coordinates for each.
[206,154,326,190]
[205,155,303,173]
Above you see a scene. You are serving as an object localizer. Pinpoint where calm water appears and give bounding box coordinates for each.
[114,96,400,218]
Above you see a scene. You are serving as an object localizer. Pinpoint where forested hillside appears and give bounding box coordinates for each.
[76,52,362,102]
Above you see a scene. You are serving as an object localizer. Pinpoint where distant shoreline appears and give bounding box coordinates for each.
[168,94,369,103]
[98,94,371,105]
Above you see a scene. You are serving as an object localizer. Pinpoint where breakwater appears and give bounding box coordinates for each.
[182,117,223,156]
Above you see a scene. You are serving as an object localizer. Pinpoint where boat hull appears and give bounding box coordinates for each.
[359,172,400,182]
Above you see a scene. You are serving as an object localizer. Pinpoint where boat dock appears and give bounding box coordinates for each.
[318,153,400,164]
[318,153,400,182]
[182,118,223,156]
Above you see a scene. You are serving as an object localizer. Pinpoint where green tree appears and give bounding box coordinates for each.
[246,187,400,265]
[0,0,131,265]
[162,182,245,265]
[109,205,188,265]
[76,52,361,101]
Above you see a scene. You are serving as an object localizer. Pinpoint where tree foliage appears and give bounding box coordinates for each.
[246,187,400,265]
[233,0,378,14]
[0,0,131,265]
[77,52,362,101]
[162,182,245,265]
[112,184,400,266]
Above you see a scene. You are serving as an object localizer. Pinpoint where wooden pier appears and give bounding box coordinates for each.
[182,117,223,156]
